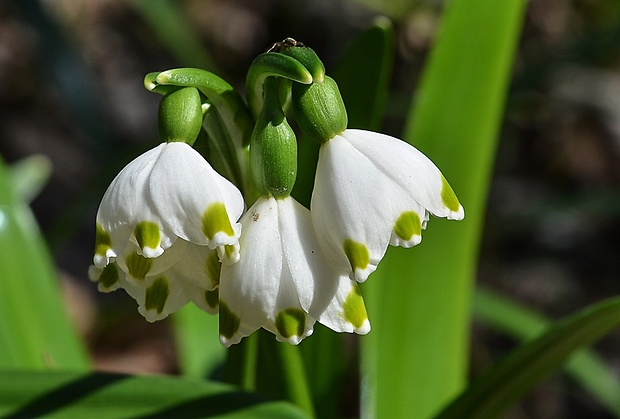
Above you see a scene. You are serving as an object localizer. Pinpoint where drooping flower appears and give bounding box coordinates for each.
[217,75,370,346]
[311,129,464,282]
[292,76,464,282]
[90,141,244,320]
[218,195,370,347]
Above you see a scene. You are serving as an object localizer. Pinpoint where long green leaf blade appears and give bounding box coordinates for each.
[0,370,309,418]
[332,17,395,132]
[474,288,620,416]
[173,304,224,379]
[437,296,620,418]
[0,156,89,370]
[362,1,527,418]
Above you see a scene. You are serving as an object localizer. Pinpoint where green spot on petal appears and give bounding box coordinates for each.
[145,276,170,314]
[95,224,112,257]
[441,175,461,212]
[343,239,369,272]
[205,289,219,309]
[99,263,120,288]
[394,211,422,241]
[202,203,235,240]
[126,252,153,280]
[206,252,221,287]
[219,301,240,339]
[275,308,306,339]
[224,245,236,259]
[343,284,368,329]
[134,221,161,251]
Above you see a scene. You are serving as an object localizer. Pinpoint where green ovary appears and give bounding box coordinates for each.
[343,239,369,272]
[440,175,461,212]
[95,224,112,257]
[145,276,170,314]
[219,301,240,339]
[275,308,306,339]
[126,252,153,280]
[134,221,161,251]
[343,284,368,329]
[202,203,235,240]
[394,211,422,241]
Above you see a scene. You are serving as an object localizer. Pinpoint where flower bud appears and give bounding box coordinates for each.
[158,87,203,145]
[292,76,348,144]
[250,78,297,198]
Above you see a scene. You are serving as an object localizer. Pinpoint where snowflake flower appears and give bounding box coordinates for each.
[90,141,244,320]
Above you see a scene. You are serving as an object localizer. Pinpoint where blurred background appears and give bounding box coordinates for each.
[1,0,620,417]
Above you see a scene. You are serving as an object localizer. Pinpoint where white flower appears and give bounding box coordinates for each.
[218,195,370,347]
[311,129,464,282]
[90,141,244,321]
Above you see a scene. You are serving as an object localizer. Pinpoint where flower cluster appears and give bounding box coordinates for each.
[90,39,464,346]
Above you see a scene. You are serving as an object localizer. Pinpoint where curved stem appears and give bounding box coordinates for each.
[245,53,313,118]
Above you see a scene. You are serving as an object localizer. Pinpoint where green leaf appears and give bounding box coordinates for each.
[361,1,527,418]
[473,288,620,416]
[173,304,225,379]
[223,330,314,417]
[332,17,394,132]
[437,296,620,418]
[0,156,89,370]
[129,0,218,71]
[0,370,309,418]
[7,155,52,203]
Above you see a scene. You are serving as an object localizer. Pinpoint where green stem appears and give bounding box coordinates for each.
[245,53,313,117]
[223,333,258,392]
[274,343,315,417]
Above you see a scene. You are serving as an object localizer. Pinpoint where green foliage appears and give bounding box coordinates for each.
[0,370,309,418]
[438,296,620,418]
[0,156,89,371]
[474,288,620,416]
[362,0,528,417]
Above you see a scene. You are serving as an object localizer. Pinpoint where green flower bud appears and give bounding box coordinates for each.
[292,76,348,144]
[158,87,203,145]
[251,78,297,199]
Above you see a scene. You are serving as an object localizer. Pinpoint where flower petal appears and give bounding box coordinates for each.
[96,144,179,258]
[317,278,370,335]
[148,142,244,249]
[170,242,221,291]
[342,129,464,220]
[122,273,190,322]
[116,240,185,286]
[277,197,339,318]
[311,135,391,281]
[219,197,318,346]
[219,197,283,346]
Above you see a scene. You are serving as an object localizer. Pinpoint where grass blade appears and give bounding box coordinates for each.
[437,296,620,418]
[474,287,620,416]
[362,1,527,417]
[0,156,89,370]
[0,370,309,418]
[173,304,224,379]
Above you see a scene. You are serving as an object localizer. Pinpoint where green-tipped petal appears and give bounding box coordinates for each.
[275,308,308,345]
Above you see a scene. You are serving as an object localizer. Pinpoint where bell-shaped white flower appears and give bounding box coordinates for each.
[90,141,244,320]
[311,129,464,282]
[218,195,370,347]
